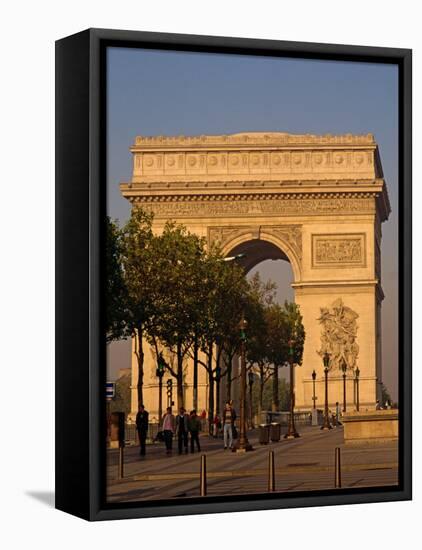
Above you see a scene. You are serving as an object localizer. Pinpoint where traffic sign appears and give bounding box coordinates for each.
[106,382,115,400]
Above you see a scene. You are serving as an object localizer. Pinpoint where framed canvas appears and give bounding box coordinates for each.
[55,28,412,521]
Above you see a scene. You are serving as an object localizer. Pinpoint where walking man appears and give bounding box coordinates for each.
[188,410,201,453]
[136,404,149,457]
[162,406,175,455]
[223,400,236,450]
[176,407,189,454]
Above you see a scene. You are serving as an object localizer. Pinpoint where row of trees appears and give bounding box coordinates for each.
[106,208,305,423]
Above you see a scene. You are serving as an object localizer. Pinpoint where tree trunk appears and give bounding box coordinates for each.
[136,328,144,408]
[226,354,233,403]
[193,334,198,410]
[207,342,214,434]
[176,340,184,409]
[272,364,279,412]
[259,366,264,416]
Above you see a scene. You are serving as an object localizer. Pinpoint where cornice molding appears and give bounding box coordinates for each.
[131,131,376,149]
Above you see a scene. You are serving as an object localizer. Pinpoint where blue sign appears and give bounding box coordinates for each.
[106,382,115,399]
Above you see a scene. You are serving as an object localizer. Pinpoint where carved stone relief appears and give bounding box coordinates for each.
[207,224,302,262]
[317,298,359,371]
[312,234,366,268]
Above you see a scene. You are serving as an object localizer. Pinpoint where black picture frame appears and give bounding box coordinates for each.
[55,28,412,521]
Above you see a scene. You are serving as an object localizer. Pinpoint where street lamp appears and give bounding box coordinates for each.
[284,340,300,439]
[156,354,165,426]
[233,317,253,452]
[321,351,332,430]
[340,357,347,413]
[223,253,246,262]
[248,370,254,429]
[311,369,317,410]
[355,367,360,411]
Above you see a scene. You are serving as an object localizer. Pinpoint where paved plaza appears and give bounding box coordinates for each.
[106,425,398,503]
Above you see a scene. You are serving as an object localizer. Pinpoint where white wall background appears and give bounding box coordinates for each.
[0,0,419,547]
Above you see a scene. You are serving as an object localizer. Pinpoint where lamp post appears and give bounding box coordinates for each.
[248,370,254,429]
[166,378,173,409]
[156,355,165,426]
[311,369,317,410]
[340,358,347,413]
[284,340,300,439]
[321,352,332,430]
[355,367,360,411]
[233,317,253,452]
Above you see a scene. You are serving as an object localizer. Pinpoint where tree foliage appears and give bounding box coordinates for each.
[105,217,128,342]
[105,207,306,416]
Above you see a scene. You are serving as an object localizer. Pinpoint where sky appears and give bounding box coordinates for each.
[106,47,398,400]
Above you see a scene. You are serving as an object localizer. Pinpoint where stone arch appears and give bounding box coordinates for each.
[121,131,391,416]
[219,227,302,282]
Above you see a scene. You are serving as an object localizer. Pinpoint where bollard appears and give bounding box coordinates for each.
[118,445,124,480]
[200,454,207,496]
[334,447,341,488]
[268,450,275,492]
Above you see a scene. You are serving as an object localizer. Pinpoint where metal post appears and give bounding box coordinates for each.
[118,446,124,480]
[200,454,207,496]
[321,365,332,430]
[268,450,275,492]
[355,367,360,411]
[312,370,316,410]
[284,342,300,439]
[343,372,347,413]
[334,447,342,488]
[234,318,253,452]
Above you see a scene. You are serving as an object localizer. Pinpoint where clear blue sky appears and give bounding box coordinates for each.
[107,47,398,399]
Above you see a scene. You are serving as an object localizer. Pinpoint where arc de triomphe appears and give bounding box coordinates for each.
[120,132,390,420]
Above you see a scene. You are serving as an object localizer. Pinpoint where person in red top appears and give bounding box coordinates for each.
[213,413,221,438]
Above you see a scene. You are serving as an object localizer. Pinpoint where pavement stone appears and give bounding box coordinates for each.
[106,425,398,503]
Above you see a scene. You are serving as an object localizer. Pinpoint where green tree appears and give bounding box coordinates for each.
[105,217,128,343]
[244,273,277,413]
[265,303,290,411]
[150,221,208,408]
[195,250,250,427]
[120,208,156,407]
[251,376,290,416]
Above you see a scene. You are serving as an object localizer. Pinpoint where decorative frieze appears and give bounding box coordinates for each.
[312,233,366,268]
[135,148,376,179]
[133,195,375,219]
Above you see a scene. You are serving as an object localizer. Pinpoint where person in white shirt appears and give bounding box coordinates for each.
[162,407,175,455]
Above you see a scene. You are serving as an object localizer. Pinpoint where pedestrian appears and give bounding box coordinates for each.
[335,401,341,426]
[375,399,381,410]
[162,406,175,455]
[213,413,221,438]
[223,400,236,450]
[176,407,189,454]
[188,409,201,453]
[136,404,149,457]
